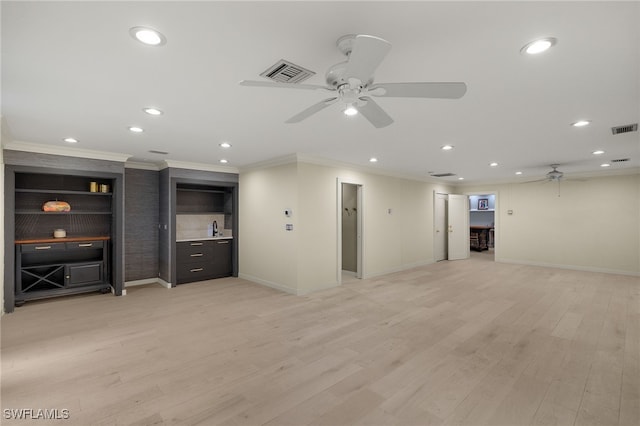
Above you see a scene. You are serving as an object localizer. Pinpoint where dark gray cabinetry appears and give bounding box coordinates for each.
[15,238,110,305]
[176,239,232,284]
[7,169,121,308]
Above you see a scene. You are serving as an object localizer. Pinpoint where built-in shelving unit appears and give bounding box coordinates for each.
[9,171,120,307]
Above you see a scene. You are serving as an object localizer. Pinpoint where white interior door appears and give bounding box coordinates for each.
[447,194,470,261]
[434,192,448,261]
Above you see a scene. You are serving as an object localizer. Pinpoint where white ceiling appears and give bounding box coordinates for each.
[2,1,639,183]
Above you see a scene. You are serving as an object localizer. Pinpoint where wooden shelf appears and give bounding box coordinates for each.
[15,210,112,215]
[15,188,112,196]
[16,236,111,244]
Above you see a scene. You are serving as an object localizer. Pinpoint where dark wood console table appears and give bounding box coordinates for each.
[15,236,111,306]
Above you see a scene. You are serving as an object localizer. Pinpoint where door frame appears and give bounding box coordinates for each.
[337,178,364,284]
[433,191,448,261]
[464,190,499,259]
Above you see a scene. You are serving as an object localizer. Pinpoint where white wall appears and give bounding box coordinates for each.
[238,162,299,293]
[462,173,640,275]
[239,158,453,294]
[0,146,4,314]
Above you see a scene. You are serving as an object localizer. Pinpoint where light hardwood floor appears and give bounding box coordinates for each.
[2,254,639,426]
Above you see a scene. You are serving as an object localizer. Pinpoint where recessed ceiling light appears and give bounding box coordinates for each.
[219,159,228,164]
[601,163,611,167]
[458,177,465,180]
[515,171,523,175]
[143,107,163,116]
[521,37,557,55]
[592,150,605,155]
[369,157,378,163]
[344,105,358,116]
[129,26,166,46]
[129,126,144,133]
[489,162,499,167]
[441,145,454,151]
[219,142,232,148]
[63,137,78,143]
[572,120,591,127]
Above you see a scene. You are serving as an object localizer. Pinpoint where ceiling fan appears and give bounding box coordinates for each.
[239,34,467,128]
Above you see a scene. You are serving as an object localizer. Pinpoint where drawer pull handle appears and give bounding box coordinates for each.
[190,268,204,272]
[217,240,230,244]
[190,242,204,246]
[35,246,51,250]
[190,253,203,257]
[78,243,93,247]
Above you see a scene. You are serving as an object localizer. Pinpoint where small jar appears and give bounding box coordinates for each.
[100,184,109,193]
[89,181,98,192]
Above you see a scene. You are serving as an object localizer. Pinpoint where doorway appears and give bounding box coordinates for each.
[467,192,497,261]
[434,192,470,261]
[337,180,363,284]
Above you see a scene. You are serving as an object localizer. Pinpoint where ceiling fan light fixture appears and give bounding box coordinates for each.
[344,104,358,116]
[521,37,557,55]
[130,26,166,46]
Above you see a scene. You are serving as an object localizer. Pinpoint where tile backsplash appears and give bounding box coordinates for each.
[176,214,231,240]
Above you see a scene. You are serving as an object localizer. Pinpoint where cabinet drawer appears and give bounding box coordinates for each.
[66,241,104,250]
[21,243,66,253]
[176,263,215,283]
[176,241,213,263]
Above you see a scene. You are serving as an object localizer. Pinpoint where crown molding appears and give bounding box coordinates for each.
[454,166,640,188]
[124,161,162,171]
[3,140,132,163]
[240,152,445,184]
[160,159,239,174]
[238,154,299,172]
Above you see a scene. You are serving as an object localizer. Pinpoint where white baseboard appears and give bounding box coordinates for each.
[238,273,298,295]
[498,257,640,277]
[238,273,340,296]
[125,278,173,288]
[364,259,436,279]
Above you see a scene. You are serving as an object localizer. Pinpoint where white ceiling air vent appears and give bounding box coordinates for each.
[260,59,315,83]
[611,158,630,163]
[611,123,638,135]
[430,173,457,178]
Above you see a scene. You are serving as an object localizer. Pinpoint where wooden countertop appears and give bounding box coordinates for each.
[15,236,111,244]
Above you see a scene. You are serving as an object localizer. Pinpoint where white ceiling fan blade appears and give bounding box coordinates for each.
[357,96,394,128]
[285,97,338,123]
[239,80,331,92]
[343,35,392,83]
[370,82,467,99]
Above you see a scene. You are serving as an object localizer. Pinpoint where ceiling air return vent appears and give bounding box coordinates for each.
[611,123,638,135]
[260,59,315,83]
[611,158,630,163]
[430,173,457,178]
